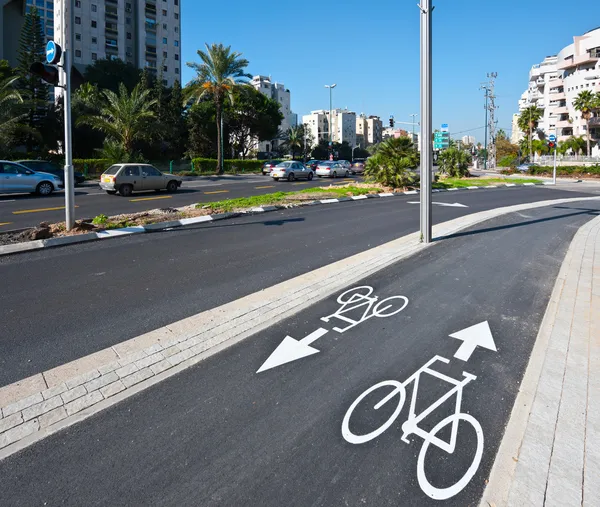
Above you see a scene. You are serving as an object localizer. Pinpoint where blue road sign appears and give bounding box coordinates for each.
[548,134,556,142]
[46,40,62,65]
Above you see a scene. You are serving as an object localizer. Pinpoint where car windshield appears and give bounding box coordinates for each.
[104,165,122,175]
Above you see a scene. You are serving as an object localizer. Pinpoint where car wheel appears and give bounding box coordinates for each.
[288,173,295,182]
[36,181,54,196]
[333,171,337,178]
[345,170,349,177]
[166,180,179,192]
[318,175,322,178]
[106,190,117,195]
[273,177,279,181]
[308,172,314,180]
[119,184,133,197]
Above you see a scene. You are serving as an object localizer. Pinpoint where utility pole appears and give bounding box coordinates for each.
[410,113,418,146]
[419,0,432,243]
[325,84,336,160]
[487,72,498,169]
[480,83,489,170]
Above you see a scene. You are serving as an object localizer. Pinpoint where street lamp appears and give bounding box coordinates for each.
[548,114,559,185]
[325,84,337,158]
[410,113,418,145]
[352,143,361,161]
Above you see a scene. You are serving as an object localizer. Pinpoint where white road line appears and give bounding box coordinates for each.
[0,200,17,203]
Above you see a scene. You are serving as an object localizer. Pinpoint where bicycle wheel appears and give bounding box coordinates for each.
[341,380,406,445]
[416,413,484,500]
[336,286,374,305]
[373,296,409,318]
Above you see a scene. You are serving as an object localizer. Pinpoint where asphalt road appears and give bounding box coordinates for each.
[0,186,595,389]
[0,173,361,230]
[2,201,598,506]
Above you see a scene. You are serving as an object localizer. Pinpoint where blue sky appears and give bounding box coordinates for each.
[181,0,599,144]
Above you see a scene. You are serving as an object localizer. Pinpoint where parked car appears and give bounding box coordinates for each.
[338,160,352,170]
[350,159,366,174]
[305,159,321,170]
[262,160,282,175]
[315,161,349,178]
[0,160,63,196]
[99,163,182,196]
[271,161,313,181]
[517,163,537,173]
[17,160,86,186]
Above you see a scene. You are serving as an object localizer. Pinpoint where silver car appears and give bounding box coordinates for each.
[100,163,182,196]
[0,160,63,196]
[316,161,349,178]
[271,161,314,181]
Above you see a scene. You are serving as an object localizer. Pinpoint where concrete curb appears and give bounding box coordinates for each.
[0,183,549,257]
[0,195,599,460]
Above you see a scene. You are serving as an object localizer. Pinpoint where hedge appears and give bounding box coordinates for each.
[190,158,263,173]
[528,165,600,176]
[73,159,112,175]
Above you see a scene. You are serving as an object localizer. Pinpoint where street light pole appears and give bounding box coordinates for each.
[61,0,75,231]
[325,84,336,159]
[410,113,418,145]
[419,0,433,243]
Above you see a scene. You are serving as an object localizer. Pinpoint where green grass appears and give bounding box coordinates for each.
[433,177,543,189]
[196,185,382,212]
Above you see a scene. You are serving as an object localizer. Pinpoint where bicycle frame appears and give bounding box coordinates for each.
[376,355,477,453]
[321,292,379,332]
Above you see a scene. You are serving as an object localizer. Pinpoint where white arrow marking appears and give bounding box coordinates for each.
[449,321,497,361]
[407,201,468,208]
[257,328,329,373]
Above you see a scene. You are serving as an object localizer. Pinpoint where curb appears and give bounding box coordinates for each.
[0,194,598,460]
[0,183,549,257]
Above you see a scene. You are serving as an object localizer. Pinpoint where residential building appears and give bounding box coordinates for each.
[461,135,476,146]
[53,0,182,88]
[250,75,297,153]
[514,27,600,154]
[302,110,328,148]
[356,114,382,147]
[511,114,523,145]
[356,114,367,148]
[302,108,356,148]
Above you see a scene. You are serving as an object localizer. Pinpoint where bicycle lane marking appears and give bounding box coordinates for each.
[256,286,409,373]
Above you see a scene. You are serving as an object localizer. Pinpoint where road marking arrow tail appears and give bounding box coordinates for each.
[449,321,496,361]
[407,201,468,208]
[257,328,329,373]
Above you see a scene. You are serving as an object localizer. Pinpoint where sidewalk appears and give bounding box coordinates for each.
[482,214,599,506]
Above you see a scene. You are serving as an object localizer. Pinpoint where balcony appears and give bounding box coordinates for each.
[536,78,545,87]
[558,52,599,70]
[590,117,600,126]
[552,105,569,114]
[557,119,572,128]
[548,91,566,100]
[548,78,563,87]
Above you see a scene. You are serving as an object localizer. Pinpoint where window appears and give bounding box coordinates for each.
[174,13,179,19]
[75,16,81,24]
[91,4,96,11]
[75,49,82,57]
[163,79,168,86]
[163,23,167,29]
[141,166,161,177]
[174,40,179,47]
[92,53,97,60]
[122,166,140,177]
[162,37,167,44]
[175,68,179,74]
[174,0,178,5]
[1,163,30,175]
[75,0,81,6]
[75,33,81,40]
[126,17,131,24]
[91,36,97,44]
[163,66,167,72]
[163,51,167,58]
[162,9,167,15]
[127,32,132,39]
[174,54,179,61]
[91,20,97,28]
[175,26,178,33]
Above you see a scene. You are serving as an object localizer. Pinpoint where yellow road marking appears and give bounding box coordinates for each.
[255,185,275,189]
[130,195,173,202]
[0,222,12,227]
[204,190,229,195]
[13,205,79,215]
[292,182,308,185]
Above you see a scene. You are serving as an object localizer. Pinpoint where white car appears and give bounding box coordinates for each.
[271,161,313,181]
[316,161,349,178]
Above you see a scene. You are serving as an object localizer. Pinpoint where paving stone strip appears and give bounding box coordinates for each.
[1,196,599,459]
[481,214,600,507]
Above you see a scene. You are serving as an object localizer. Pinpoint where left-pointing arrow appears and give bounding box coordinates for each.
[257,328,329,373]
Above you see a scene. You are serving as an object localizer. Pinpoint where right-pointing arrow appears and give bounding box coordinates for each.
[257,328,329,373]
[449,321,497,361]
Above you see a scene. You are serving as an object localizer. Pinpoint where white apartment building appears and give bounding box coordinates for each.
[303,108,356,148]
[302,110,328,148]
[250,75,297,153]
[461,135,476,146]
[356,114,383,147]
[515,27,600,155]
[54,0,182,87]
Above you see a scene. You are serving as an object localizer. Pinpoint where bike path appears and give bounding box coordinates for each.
[1,200,599,506]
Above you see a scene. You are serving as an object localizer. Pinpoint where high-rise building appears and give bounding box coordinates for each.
[356,114,382,147]
[250,75,297,153]
[515,27,600,154]
[461,135,476,146]
[54,0,182,87]
[303,108,356,148]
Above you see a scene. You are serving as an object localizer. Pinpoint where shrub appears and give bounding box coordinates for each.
[527,165,600,176]
[190,158,263,174]
[438,148,472,177]
[73,159,112,175]
[498,156,517,167]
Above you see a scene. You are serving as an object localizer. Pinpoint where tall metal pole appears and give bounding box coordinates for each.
[329,87,332,145]
[483,88,488,170]
[62,3,74,230]
[419,0,432,243]
[553,124,557,185]
[410,113,418,145]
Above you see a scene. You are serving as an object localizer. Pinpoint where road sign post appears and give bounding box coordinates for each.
[62,47,75,230]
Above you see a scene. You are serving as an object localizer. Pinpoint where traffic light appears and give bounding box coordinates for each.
[29,62,60,86]
[548,141,556,149]
[389,117,395,128]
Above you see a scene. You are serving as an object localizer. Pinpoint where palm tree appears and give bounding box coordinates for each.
[283,126,303,160]
[0,75,24,146]
[518,106,543,160]
[573,90,598,157]
[187,43,251,174]
[77,82,157,156]
[364,137,420,189]
[438,147,472,177]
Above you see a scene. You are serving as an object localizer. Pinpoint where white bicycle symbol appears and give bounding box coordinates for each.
[341,355,484,500]
[321,286,409,333]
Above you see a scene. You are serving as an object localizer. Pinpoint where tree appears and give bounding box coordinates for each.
[496,129,508,140]
[84,58,141,93]
[561,135,588,158]
[72,83,105,158]
[164,80,187,160]
[186,43,251,174]
[301,126,315,161]
[573,90,600,157]
[77,82,157,156]
[0,74,25,154]
[16,6,48,152]
[226,87,283,159]
[518,106,543,160]
[186,100,219,158]
[438,147,472,177]
[363,137,419,188]
[282,126,303,159]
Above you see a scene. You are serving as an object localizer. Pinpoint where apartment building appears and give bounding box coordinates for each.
[515,27,600,154]
[54,0,181,86]
[303,108,356,148]
[250,75,297,153]
[461,135,476,146]
[302,110,328,147]
[356,114,383,147]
